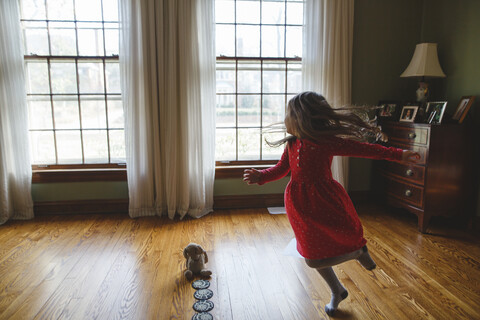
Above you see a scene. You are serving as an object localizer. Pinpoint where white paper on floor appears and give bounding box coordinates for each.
[282,238,303,258]
[267,207,286,214]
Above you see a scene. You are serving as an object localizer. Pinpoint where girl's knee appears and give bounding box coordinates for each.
[305,258,327,269]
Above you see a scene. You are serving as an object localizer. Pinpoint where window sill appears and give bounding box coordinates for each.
[32,168,127,183]
[31,163,280,183]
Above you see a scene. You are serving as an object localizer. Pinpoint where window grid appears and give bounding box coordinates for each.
[21,0,124,166]
[215,0,304,162]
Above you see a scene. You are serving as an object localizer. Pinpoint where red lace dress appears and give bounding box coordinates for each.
[258,136,403,259]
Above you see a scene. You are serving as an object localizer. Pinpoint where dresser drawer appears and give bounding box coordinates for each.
[384,125,429,146]
[384,176,424,208]
[385,162,425,185]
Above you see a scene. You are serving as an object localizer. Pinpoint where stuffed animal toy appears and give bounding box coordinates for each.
[183,243,212,280]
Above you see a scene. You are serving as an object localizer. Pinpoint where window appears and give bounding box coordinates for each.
[20,0,125,167]
[215,0,304,163]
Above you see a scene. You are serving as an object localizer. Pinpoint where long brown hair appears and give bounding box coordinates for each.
[267,91,383,147]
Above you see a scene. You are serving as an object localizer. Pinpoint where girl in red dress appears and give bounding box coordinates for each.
[243,92,420,316]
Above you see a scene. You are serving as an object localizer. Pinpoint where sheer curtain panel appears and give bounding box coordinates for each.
[0,0,34,224]
[119,0,216,219]
[302,0,354,189]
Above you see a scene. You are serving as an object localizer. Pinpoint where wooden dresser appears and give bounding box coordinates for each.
[377,121,474,233]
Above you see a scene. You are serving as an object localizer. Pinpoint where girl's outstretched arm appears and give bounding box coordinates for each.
[243,147,290,185]
[328,136,419,163]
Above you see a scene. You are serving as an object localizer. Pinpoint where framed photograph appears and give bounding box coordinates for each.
[399,105,418,122]
[426,101,447,124]
[377,101,399,120]
[452,96,475,124]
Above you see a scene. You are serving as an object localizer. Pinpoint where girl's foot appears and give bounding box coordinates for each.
[325,290,348,316]
[357,245,376,270]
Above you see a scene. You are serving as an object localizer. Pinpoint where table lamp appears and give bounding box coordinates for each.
[400,43,446,103]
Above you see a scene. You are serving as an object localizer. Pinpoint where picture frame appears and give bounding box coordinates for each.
[426,101,447,124]
[377,101,399,120]
[452,96,475,124]
[399,105,418,122]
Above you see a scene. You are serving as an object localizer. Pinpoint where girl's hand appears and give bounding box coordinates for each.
[243,168,261,185]
[402,150,421,163]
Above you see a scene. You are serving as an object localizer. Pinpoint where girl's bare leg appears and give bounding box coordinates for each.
[315,267,348,316]
[305,245,376,270]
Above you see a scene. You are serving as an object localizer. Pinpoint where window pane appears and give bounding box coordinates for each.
[24,25,49,55]
[56,130,82,164]
[78,61,105,93]
[109,129,125,163]
[286,2,304,25]
[262,131,284,160]
[215,128,236,160]
[47,0,74,20]
[103,0,119,21]
[78,28,104,56]
[216,25,235,56]
[80,96,107,129]
[216,95,235,128]
[287,61,302,93]
[238,95,260,127]
[26,61,49,94]
[216,61,235,93]
[237,61,260,93]
[263,94,285,126]
[50,28,77,56]
[262,2,285,24]
[236,1,260,24]
[238,128,260,160]
[236,25,260,57]
[215,0,234,24]
[286,26,302,57]
[107,96,124,128]
[53,96,80,129]
[262,26,285,58]
[263,62,286,93]
[83,130,109,163]
[105,28,119,56]
[75,0,102,21]
[105,62,120,93]
[30,131,55,164]
[21,0,46,20]
[50,61,77,94]
[28,96,53,129]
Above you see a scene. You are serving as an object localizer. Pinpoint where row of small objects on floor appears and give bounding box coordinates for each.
[192,279,214,320]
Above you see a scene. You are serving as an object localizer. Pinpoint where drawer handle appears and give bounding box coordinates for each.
[408,133,416,139]
[405,169,414,176]
[405,189,413,197]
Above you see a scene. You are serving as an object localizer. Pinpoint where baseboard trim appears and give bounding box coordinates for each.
[213,193,284,209]
[34,199,129,215]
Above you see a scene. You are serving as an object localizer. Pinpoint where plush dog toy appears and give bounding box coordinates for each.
[183,243,212,280]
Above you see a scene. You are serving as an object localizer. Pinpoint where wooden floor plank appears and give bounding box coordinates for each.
[0,203,479,319]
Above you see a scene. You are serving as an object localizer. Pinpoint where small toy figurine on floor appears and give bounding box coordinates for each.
[183,243,212,281]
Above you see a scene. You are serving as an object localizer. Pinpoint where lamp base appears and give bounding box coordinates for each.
[416,82,429,103]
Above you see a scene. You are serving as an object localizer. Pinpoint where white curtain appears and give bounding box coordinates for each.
[119,0,216,219]
[302,0,354,189]
[0,0,34,224]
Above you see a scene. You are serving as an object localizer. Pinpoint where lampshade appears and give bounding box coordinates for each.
[400,43,446,78]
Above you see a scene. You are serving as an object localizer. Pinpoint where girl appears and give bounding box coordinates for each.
[243,92,420,316]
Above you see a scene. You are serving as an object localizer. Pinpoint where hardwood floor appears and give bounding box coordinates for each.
[0,203,479,320]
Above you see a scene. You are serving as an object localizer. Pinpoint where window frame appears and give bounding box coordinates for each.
[20,0,125,172]
[214,0,303,167]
